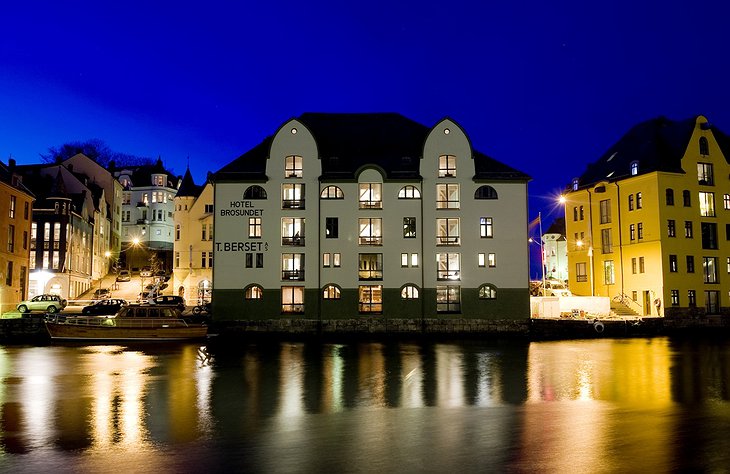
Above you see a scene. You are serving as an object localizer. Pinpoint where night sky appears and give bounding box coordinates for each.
[3,1,730,258]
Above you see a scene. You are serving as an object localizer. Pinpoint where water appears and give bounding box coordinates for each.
[0,336,729,473]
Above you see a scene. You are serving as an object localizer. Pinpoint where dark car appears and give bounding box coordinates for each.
[150,295,186,312]
[81,298,128,315]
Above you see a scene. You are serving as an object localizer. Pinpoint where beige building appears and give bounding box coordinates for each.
[0,159,34,314]
[172,167,213,305]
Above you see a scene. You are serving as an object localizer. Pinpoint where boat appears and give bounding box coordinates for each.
[44,304,208,341]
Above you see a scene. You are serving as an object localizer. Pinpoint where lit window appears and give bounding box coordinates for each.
[703,257,718,283]
[669,254,678,272]
[479,284,496,299]
[401,285,419,299]
[636,193,642,209]
[359,253,383,280]
[320,186,344,199]
[281,286,304,313]
[688,290,696,307]
[411,253,418,267]
[478,253,486,267]
[398,185,421,199]
[401,253,408,267]
[359,218,382,245]
[699,192,715,217]
[249,217,262,238]
[480,217,493,238]
[282,184,305,209]
[698,162,714,185]
[572,178,579,191]
[175,224,180,240]
[437,253,460,280]
[724,194,730,210]
[603,260,615,285]
[359,285,382,314]
[436,285,461,312]
[488,253,496,267]
[282,254,305,280]
[630,161,639,175]
[671,290,679,306]
[246,284,264,299]
[323,284,341,299]
[668,220,676,237]
[576,262,587,282]
[685,221,693,238]
[438,155,457,177]
[436,184,460,209]
[436,218,460,245]
[282,218,305,246]
[359,183,382,209]
[323,253,331,267]
[284,155,303,178]
[333,253,341,267]
[9,195,15,218]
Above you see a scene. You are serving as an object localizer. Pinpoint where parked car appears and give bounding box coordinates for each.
[150,295,186,312]
[17,294,68,314]
[81,298,128,315]
[140,266,152,277]
[116,270,131,282]
[93,288,111,299]
[537,280,573,297]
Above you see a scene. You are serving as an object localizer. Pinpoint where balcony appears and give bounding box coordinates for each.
[136,202,148,207]
[437,271,461,281]
[436,236,460,246]
[282,199,305,209]
[136,219,149,225]
[282,236,305,246]
[282,269,305,281]
[358,236,383,246]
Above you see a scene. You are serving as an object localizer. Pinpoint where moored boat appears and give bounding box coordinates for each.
[45,305,207,341]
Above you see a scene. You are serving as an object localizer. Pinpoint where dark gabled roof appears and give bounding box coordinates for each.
[0,160,35,198]
[175,166,202,198]
[299,113,427,180]
[545,217,565,236]
[117,157,179,188]
[214,113,529,182]
[573,116,730,189]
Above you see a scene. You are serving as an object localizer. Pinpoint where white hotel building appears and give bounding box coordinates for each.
[212,113,531,321]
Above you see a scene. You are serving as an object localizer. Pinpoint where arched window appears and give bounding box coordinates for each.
[320,186,344,199]
[630,161,639,176]
[666,189,674,206]
[244,284,263,299]
[699,136,709,156]
[401,284,419,299]
[322,284,341,299]
[474,185,498,199]
[479,284,497,299]
[398,185,421,199]
[243,185,267,200]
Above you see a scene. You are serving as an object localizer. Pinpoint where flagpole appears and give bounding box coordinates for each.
[539,212,546,293]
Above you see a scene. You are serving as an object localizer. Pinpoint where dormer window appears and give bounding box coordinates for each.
[699,136,709,156]
[285,155,303,178]
[572,178,579,191]
[153,174,165,186]
[438,155,456,177]
[630,161,639,176]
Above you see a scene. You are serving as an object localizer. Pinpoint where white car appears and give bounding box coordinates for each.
[538,281,572,297]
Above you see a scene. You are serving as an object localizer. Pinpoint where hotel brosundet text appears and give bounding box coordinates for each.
[211,113,531,322]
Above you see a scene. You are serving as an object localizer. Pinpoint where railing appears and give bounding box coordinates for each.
[436,236,460,245]
[46,314,190,328]
[282,269,305,280]
[358,236,383,245]
[282,236,305,246]
[612,292,643,312]
[282,199,305,209]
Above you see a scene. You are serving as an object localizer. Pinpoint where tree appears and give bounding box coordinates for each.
[40,139,154,168]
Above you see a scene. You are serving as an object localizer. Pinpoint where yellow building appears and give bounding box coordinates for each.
[0,159,34,314]
[564,116,730,317]
[172,167,213,305]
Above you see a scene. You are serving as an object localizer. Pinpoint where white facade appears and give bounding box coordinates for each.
[212,114,531,320]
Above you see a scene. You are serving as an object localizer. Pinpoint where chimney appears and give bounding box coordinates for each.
[8,158,16,170]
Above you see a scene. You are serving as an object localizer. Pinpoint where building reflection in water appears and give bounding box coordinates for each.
[0,337,729,471]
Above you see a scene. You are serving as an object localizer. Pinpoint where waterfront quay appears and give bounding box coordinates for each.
[2,311,728,343]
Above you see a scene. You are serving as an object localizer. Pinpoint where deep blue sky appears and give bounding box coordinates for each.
[3,1,730,246]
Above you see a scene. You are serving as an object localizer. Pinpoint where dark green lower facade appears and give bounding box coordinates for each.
[212,287,529,323]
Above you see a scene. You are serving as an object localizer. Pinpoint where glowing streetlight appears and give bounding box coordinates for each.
[559,195,566,204]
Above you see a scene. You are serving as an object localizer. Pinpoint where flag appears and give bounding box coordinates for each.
[528,215,541,230]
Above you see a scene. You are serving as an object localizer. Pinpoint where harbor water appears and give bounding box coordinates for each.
[0,336,729,472]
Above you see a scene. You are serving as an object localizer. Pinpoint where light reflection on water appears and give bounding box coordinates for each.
[0,336,728,472]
